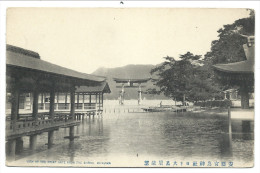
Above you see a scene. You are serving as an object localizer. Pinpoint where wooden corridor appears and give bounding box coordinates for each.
[6,45,110,161]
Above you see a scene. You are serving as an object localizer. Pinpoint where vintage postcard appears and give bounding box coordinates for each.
[3,6,256,168]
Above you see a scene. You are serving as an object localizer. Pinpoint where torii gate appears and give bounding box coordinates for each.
[113,78,151,105]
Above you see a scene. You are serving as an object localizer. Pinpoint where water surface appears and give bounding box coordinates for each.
[14,111,254,167]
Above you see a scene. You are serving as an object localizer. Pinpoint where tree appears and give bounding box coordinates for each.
[204,11,254,75]
[205,11,255,108]
[150,52,221,105]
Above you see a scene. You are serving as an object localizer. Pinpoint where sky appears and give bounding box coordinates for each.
[6,8,250,74]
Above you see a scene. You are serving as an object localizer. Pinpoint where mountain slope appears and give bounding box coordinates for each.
[92,64,168,100]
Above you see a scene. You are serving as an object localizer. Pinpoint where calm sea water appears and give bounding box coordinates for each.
[14,110,254,167]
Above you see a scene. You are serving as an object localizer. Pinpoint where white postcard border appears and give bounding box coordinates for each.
[0,1,259,173]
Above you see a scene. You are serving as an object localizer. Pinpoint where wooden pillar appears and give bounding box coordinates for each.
[69,126,74,141]
[89,94,92,109]
[40,93,43,110]
[101,93,104,109]
[240,83,249,109]
[29,135,37,151]
[15,137,23,154]
[48,130,54,149]
[77,93,80,109]
[56,92,59,110]
[70,87,76,120]
[183,94,186,106]
[138,83,141,105]
[49,87,55,120]
[95,93,98,116]
[32,87,39,120]
[120,84,125,105]
[10,84,19,131]
[98,92,101,110]
[65,93,68,109]
[43,93,46,110]
[82,93,85,110]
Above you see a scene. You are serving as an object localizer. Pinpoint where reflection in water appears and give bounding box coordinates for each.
[68,141,75,162]
[64,128,67,136]
[232,120,254,141]
[242,121,252,140]
[76,126,79,135]
[219,133,233,158]
[15,112,254,165]
[81,119,85,133]
[88,117,92,135]
[242,121,251,133]
[98,118,103,135]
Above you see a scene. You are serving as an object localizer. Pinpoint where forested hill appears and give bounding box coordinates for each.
[92,64,168,100]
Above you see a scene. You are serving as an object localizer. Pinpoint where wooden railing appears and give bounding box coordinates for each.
[36,103,101,111]
[84,103,97,110]
[5,104,105,138]
[6,113,77,138]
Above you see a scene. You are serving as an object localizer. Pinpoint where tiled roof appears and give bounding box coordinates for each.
[213,60,254,74]
[6,45,105,82]
[213,43,254,74]
[76,81,111,93]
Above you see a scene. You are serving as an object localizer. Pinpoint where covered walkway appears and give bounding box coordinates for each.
[6,45,109,160]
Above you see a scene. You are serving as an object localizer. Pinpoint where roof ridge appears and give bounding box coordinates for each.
[7,44,40,59]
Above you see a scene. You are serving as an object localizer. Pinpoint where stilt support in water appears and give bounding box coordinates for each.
[6,139,16,161]
[64,126,79,141]
[29,134,37,151]
[15,137,23,154]
[48,130,54,149]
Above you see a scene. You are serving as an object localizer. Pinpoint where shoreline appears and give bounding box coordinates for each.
[188,107,254,121]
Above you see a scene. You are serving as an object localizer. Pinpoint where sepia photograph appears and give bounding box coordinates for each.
[1,2,259,170]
